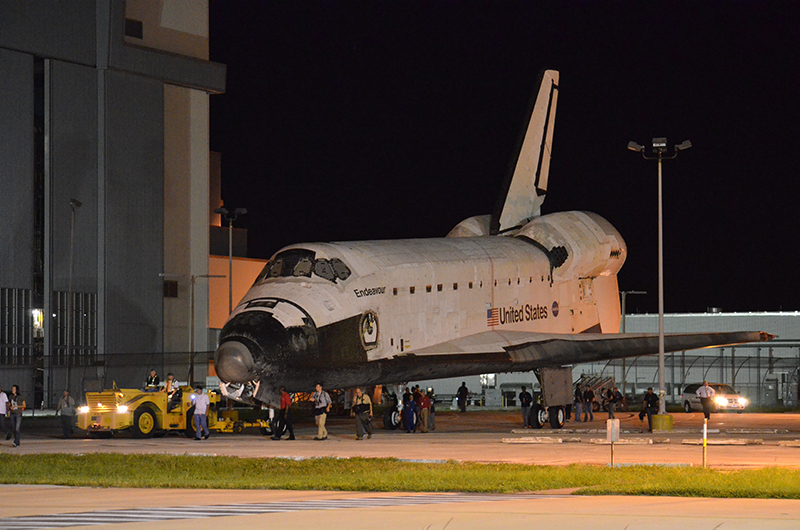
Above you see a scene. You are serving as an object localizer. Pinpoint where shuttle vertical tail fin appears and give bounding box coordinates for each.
[491,69,559,235]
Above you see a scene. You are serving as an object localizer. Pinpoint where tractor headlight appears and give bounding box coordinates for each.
[79,406,90,414]
[117,405,129,414]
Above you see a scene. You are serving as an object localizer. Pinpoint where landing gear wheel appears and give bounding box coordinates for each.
[131,408,156,439]
[383,408,401,430]
[548,406,565,429]
[684,401,692,413]
[259,417,275,436]
[531,404,546,429]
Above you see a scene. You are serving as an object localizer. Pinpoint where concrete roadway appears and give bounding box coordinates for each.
[3,409,800,528]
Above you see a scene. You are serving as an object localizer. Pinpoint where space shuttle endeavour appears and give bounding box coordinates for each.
[213,70,771,412]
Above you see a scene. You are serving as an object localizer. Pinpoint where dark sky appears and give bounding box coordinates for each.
[208,1,799,315]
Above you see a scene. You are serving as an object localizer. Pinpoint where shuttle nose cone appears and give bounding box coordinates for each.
[214,341,257,383]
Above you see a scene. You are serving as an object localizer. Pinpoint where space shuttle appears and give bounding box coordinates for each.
[214,70,771,412]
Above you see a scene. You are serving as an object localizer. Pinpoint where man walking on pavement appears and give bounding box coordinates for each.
[696,380,716,420]
[56,390,76,438]
[272,386,295,440]
[192,385,210,440]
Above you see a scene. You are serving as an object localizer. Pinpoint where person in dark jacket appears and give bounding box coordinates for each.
[519,386,533,428]
[573,384,584,422]
[606,387,618,419]
[403,393,418,433]
[582,386,595,422]
[641,387,659,432]
[456,382,469,413]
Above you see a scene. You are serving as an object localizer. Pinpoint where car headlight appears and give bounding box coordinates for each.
[117,405,129,413]
[738,397,748,406]
[714,396,727,406]
[79,405,90,414]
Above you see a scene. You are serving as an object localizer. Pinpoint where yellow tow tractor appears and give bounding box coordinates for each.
[77,384,273,438]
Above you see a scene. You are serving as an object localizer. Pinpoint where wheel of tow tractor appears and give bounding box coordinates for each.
[185,406,197,438]
[233,422,244,434]
[684,401,692,413]
[382,408,401,430]
[131,408,157,439]
[530,404,546,429]
[548,406,565,429]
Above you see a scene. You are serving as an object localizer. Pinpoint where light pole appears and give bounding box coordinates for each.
[214,207,247,314]
[620,290,647,398]
[190,274,224,384]
[628,138,691,418]
[66,198,82,392]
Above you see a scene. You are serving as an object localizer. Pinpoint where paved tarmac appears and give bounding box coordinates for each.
[3,409,800,528]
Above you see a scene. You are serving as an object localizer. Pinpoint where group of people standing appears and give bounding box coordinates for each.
[400,386,435,434]
[270,383,375,441]
[569,384,627,423]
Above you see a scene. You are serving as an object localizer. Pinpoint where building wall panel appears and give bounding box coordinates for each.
[104,69,164,355]
[51,60,99,293]
[0,49,34,288]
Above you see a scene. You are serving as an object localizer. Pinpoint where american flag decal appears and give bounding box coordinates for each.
[487,308,499,326]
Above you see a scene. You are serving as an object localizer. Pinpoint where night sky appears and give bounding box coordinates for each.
[208,2,799,315]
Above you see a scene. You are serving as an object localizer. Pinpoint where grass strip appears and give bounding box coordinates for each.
[2,454,800,498]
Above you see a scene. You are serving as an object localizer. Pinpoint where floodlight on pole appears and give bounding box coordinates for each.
[214,207,247,315]
[628,137,691,418]
[627,141,644,152]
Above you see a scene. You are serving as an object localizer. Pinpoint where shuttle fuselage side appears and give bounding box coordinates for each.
[215,210,624,399]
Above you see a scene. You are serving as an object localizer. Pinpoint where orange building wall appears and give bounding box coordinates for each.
[208,255,267,328]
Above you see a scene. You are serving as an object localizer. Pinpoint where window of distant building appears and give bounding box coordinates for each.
[124,18,143,39]
[163,280,178,298]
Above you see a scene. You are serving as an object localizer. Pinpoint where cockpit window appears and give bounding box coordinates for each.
[330,258,351,280]
[254,249,352,285]
[314,259,335,281]
[294,257,313,277]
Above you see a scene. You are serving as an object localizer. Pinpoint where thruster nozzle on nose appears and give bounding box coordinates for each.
[214,341,257,383]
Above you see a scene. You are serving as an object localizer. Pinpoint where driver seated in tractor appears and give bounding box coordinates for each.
[162,373,182,412]
[144,370,160,392]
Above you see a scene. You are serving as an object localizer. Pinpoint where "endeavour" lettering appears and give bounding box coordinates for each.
[353,286,386,298]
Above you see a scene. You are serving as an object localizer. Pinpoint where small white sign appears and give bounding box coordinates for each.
[607,419,620,442]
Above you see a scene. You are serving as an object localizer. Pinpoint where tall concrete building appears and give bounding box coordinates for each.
[0,1,225,407]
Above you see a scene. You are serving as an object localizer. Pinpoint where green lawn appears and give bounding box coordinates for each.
[2,454,800,498]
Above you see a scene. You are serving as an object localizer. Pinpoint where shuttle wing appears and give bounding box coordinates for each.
[375,330,774,384]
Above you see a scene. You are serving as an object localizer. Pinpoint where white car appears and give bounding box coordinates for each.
[681,383,748,413]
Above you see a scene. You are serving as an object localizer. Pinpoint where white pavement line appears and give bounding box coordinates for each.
[0,493,566,530]
[728,428,789,434]
[681,439,764,445]
[502,437,562,444]
[778,440,800,447]
[589,439,653,445]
